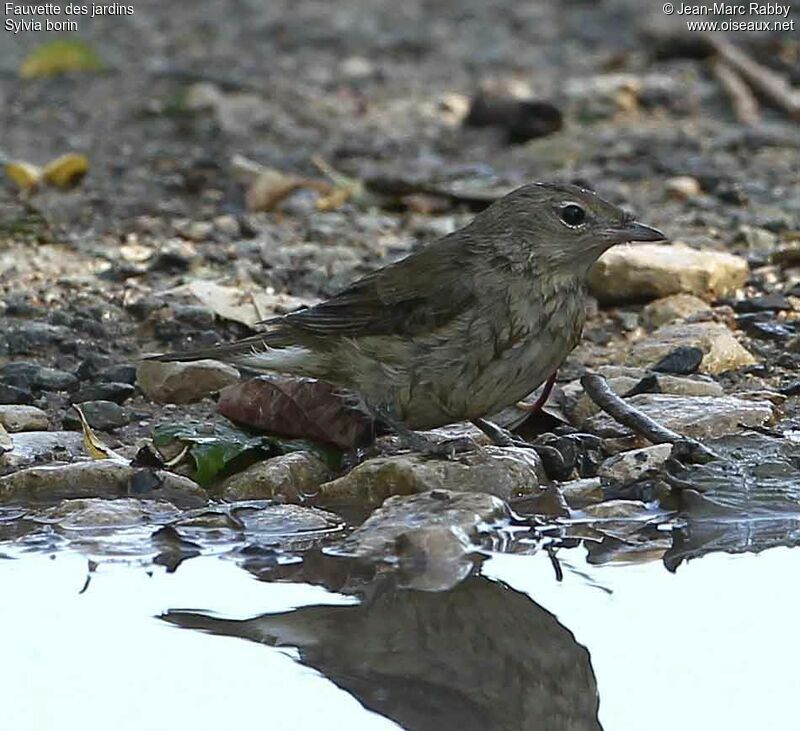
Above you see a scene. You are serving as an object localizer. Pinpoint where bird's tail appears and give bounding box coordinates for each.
[145,333,319,375]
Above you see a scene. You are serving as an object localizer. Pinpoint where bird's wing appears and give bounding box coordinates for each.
[267,234,478,342]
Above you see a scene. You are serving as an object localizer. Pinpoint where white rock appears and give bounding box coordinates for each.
[137,359,240,404]
[589,242,749,304]
[0,405,49,432]
[665,176,702,200]
[628,322,756,374]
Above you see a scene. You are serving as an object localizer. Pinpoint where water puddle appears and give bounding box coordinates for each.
[3,431,800,730]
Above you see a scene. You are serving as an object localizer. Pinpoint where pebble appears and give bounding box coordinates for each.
[665,176,702,200]
[221,451,334,502]
[628,322,756,374]
[640,293,712,329]
[136,359,240,404]
[0,405,49,432]
[32,367,78,392]
[589,243,749,305]
[651,346,704,375]
[70,382,136,405]
[64,400,129,431]
[598,444,673,485]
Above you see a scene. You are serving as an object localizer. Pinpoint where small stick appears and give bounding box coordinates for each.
[710,58,761,126]
[711,37,800,121]
[580,373,717,464]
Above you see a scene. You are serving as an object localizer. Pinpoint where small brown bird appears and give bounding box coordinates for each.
[151,183,664,447]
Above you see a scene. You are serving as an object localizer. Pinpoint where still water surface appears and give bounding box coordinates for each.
[2,544,796,731]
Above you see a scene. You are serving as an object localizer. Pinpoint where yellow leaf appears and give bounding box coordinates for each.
[73,405,126,462]
[20,40,105,78]
[4,161,42,192]
[42,153,89,189]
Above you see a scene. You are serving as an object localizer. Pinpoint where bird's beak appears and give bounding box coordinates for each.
[606,220,667,243]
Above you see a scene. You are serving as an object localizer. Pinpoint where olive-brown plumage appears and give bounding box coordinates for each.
[151,182,665,429]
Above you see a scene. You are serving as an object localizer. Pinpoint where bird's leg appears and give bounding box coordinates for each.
[516,371,557,414]
[370,405,476,459]
[471,417,567,476]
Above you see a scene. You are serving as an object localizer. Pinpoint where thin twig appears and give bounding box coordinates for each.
[710,58,761,126]
[581,373,718,464]
[711,37,800,121]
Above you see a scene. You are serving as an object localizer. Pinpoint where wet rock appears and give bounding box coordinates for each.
[737,316,794,342]
[640,293,712,329]
[598,444,672,485]
[333,490,509,590]
[0,384,33,405]
[0,460,207,507]
[665,176,702,200]
[41,497,176,529]
[235,503,344,538]
[221,451,334,502]
[509,484,569,517]
[70,382,136,404]
[318,447,544,507]
[560,477,603,509]
[628,322,756,374]
[0,431,84,471]
[137,359,240,404]
[582,499,652,520]
[589,243,748,304]
[64,401,129,431]
[651,346,704,375]
[0,405,49,432]
[585,393,775,440]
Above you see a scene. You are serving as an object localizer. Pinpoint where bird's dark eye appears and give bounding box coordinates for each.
[559,204,586,227]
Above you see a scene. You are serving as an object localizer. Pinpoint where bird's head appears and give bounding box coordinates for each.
[475,182,666,276]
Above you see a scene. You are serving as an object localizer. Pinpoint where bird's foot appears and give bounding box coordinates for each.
[471,418,567,476]
[404,431,479,460]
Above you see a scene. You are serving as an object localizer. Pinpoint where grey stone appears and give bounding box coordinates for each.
[65,400,129,431]
[560,477,603,509]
